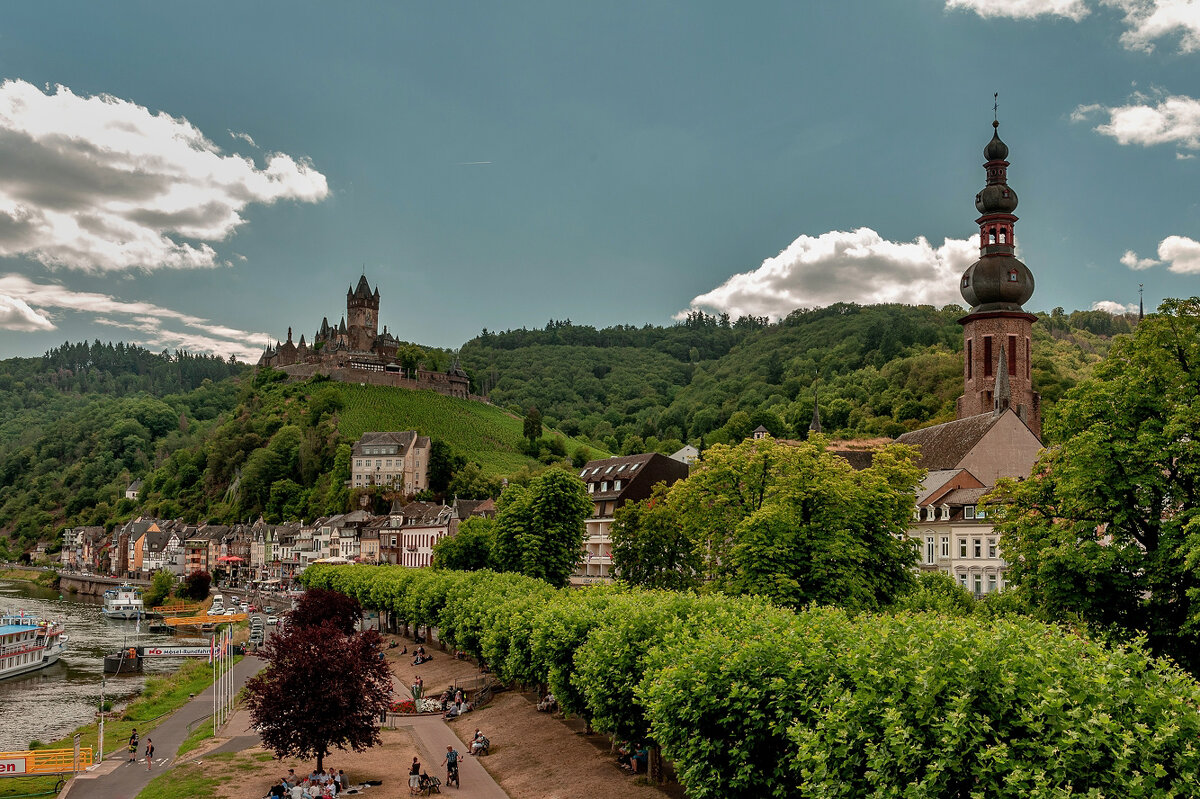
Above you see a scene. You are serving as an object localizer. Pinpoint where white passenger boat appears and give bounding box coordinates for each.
[101,585,145,620]
[0,612,67,680]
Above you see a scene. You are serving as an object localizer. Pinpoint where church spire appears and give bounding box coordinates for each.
[809,387,823,434]
[993,344,1010,416]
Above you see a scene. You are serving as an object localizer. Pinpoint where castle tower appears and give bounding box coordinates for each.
[956,114,1041,436]
[346,275,380,351]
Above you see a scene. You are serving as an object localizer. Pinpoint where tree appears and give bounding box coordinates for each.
[288,586,363,634]
[432,516,496,571]
[493,468,590,587]
[994,297,1200,672]
[427,439,465,496]
[180,570,211,601]
[610,483,701,590]
[523,406,543,444]
[619,436,921,610]
[245,621,391,773]
[142,568,175,608]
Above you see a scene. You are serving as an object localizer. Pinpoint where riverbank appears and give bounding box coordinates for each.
[0,566,58,588]
[0,655,224,798]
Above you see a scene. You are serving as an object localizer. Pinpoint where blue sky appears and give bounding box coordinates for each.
[0,0,1197,360]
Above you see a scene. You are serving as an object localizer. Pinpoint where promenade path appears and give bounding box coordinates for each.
[63,656,264,799]
[62,655,510,799]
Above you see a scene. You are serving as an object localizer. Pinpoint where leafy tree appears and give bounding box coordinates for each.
[523,406,543,444]
[180,570,211,601]
[493,469,590,587]
[432,516,496,570]
[427,439,465,495]
[288,586,363,634]
[245,620,391,773]
[142,568,175,608]
[610,483,700,590]
[994,297,1200,672]
[620,436,921,609]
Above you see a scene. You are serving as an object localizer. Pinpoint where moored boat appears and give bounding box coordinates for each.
[0,612,68,680]
[101,585,145,620]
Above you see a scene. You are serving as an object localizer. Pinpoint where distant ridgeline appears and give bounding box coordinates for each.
[258,275,472,399]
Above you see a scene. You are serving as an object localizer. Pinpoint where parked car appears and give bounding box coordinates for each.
[267,616,279,625]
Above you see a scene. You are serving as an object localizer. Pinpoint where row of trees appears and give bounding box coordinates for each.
[301,565,1200,798]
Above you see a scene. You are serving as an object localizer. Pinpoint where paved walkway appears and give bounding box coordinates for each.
[396,715,508,799]
[63,656,264,799]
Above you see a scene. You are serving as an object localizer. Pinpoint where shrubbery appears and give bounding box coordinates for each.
[302,564,1200,798]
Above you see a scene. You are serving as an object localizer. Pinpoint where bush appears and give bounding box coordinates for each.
[179,570,211,601]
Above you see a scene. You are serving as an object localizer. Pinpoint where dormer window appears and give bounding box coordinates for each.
[600,482,608,492]
[940,504,950,521]
[588,483,595,493]
[964,505,975,519]
[1007,269,1018,282]
[912,508,921,522]
[613,480,622,490]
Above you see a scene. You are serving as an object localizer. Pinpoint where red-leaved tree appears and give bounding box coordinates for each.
[288,586,363,634]
[244,620,391,771]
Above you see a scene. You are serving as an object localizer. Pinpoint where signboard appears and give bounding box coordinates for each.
[0,758,27,775]
[140,646,214,658]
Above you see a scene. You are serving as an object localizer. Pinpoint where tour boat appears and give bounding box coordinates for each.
[0,612,68,680]
[101,585,145,620]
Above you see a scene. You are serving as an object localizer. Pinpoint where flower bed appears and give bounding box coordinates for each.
[388,698,443,715]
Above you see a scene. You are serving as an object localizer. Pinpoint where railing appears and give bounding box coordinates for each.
[0,747,94,776]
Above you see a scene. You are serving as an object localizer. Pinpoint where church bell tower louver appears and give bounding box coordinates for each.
[956,107,1041,437]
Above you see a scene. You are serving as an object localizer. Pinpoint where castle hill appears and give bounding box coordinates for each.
[1,4,1200,798]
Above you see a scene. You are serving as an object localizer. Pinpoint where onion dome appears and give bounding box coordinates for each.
[984,120,1008,161]
[960,256,1034,311]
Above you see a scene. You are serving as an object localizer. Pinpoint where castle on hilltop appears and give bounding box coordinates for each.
[258,275,471,399]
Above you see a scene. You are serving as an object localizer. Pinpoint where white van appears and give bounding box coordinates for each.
[211,594,224,611]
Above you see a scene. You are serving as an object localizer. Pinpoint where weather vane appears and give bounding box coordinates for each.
[993,92,999,122]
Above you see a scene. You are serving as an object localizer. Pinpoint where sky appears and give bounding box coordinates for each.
[0,0,1198,361]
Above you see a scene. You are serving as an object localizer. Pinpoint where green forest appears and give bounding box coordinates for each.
[0,304,1134,555]
[461,304,1132,455]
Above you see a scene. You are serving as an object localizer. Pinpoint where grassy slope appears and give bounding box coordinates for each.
[333,383,605,473]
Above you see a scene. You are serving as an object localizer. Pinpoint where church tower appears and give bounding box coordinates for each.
[956,114,1041,436]
[346,275,380,351]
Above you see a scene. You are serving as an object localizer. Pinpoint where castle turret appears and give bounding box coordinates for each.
[346,276,379,351]
[956,112,1041,436]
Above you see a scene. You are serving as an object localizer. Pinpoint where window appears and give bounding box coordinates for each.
[984,337,993,377]
[964,505,975,519]
[976,508,987,520]
[912,508,921,522]
[987,538,997,558]
[588,483,595,493]
[925,537,935,564]
[941,537,949,558]
[1008,335,1017,375]
[967,339,973,379]
[987,574,997,594]
[959,538,967,558]
[973,575,983,596]
[600,482,607,492]
[940,505,950,521]
[973,539,982,558]
[614,480,622,490]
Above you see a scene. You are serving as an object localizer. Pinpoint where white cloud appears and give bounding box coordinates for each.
[229,130,257,147]
[681,227,977,320]
[945,0,1090,20]
[1073,93,1200,149]
[0,273,269,360]
[0,79,328,272]
[1157,235,1200,273]
[1120,236,1200,274]
[1104,0,1200,52]
[0,293,53,331]
[1178,152,1196,159]
[1121,249,1160,269]
[1091,300,1138,314]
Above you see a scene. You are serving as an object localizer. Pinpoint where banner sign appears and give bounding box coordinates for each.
[0,758,28,775]
[140,646,214,658]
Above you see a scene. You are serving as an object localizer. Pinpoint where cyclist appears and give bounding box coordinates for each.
[441,744,461,788]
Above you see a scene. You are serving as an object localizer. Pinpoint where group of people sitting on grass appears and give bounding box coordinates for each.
[440,687,470,719]
[411,645,433,666]
[265,766,348,798]
[616,742,649,774]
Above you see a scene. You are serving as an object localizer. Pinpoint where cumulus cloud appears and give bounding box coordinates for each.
[1120,236,1200,274]
[0,293,53,331]
[0,274,269,360]
[0,79,328,272]
[1073,93,1200,150]
[946,0,1090,19]
[681,227,976,320]
[1104,0,1200,52]
[1091,300,1138,314]
[1121,249,1161,269]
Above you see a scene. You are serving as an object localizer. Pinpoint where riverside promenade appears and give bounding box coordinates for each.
[63,656,264,799]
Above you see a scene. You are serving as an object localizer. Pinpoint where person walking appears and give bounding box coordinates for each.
[144,738,154,770]
[127,728,138,762]
[408,757,421,795]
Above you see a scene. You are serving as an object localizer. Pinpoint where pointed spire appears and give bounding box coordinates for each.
[287,326,293,343]
[1139,283,1144,322]
[994,344,1011,416]
[809,387,823,434]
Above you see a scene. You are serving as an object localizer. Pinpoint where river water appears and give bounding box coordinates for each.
[0,579,209,751]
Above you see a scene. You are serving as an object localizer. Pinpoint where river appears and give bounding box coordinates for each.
[0,578,210,751]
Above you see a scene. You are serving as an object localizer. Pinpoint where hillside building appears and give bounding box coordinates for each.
[571,452,690,586]
[351,431,431,494]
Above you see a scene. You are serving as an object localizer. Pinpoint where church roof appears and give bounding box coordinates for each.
[895,412,1002,471]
